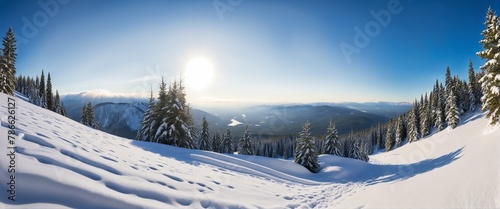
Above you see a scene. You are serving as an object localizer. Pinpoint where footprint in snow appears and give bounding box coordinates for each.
[101,155,118,162]
[22,133,56,149]
[163,174,184,182]
[175,197,192,206]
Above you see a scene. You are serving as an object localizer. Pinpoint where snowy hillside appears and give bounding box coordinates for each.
[0,92,499,208]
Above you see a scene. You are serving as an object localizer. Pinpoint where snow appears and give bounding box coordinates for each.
[492,86,500,95]
[227,118,243,127]
[0,92,499,208]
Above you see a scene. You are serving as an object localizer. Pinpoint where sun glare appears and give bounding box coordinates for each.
[185,57,214,90]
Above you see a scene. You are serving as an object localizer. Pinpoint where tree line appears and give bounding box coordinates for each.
[16,70,67,116]
[0,26,68,117]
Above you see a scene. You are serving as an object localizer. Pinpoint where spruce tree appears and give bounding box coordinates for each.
[39,70,47,108]
[80,102,89,125]
[198,115,211,151]
[385,126,393,152]
[434,84,446,131]
[137,87,156,142]
[169,81,195,149]
[294,121,320,173]
[154,77,169,144]
[54,90,61,114]
[435,93,446,131]
[446,90,459,129]
[0,27,16,95]
[376,124,382,150]
[32,76,40,105]
[420,94,430,137]
[395,117,403,147]
[212,131,222,153]
[238,124,254,155]
[408,104,419,143]
[445,66,453,95]
[60,102,67,116]
[89,102,99,129]
[477,7,500,125]
[323,120,341,156]
[82,102,99,129]
[468,60,479,112]
[46,72,53,111]
[222,128,233,153]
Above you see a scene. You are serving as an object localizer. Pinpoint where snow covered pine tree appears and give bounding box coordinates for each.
[294,121,320,173]
[477,7,500,125]
[323,120,341,156]
[0,27,17,95]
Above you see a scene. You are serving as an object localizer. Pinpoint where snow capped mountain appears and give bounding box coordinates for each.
[61,90,148,128]
[1,92,498,208]
[93,102,147,139]
[61,89,146,103]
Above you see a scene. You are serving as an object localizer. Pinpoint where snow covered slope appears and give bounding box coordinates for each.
[338,112,500,208]
[0,92,499,208]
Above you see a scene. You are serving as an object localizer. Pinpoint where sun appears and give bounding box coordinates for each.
[185,57,214,90]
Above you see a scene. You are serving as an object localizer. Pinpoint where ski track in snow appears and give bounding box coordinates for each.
[0,92,499,208]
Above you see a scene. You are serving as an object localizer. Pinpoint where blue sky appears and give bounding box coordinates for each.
[1,0,498,107]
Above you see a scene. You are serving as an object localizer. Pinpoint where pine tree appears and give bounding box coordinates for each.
[212,131,222,153]
[46,72,54,111]
[376,124,382,150]
[445,66,453,96]
[468,60,479,112]
[81,102,99,129]
[88,102,99,129]
[198,115,211,151]
[155,79,195,148]
[408,103,419,143]
[385,126,393,152]
[477,7,500,125]
[323,120,341,156]
[171,81,195,149]
[420,94,430,137]
[395,116,403,147]
[222,128,233,153]
[463,80,471,113]
[31,76,41,105]
[347,132,368,161]
[238,124,254,155]
[154,77,169,144]
[54,90,61,114]
[0,27,17,95]
[435,93,446,131]
[60,102,67,116]
[136,87,156,142]
[39,70,47,108]
[438,83,447,130]
[81,102,89,125]
[294,121,320,173]
[446,90,459,129]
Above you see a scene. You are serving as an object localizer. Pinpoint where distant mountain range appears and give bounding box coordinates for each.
[61,91,412,140]
[93,102,147,139]
[206,104,409,138]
